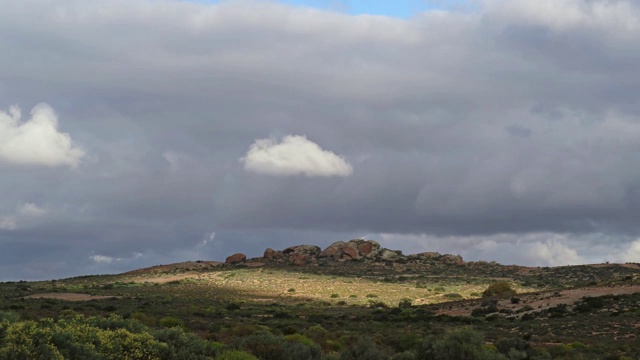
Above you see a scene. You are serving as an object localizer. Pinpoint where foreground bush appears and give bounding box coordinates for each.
[233,331,322,360]
[0,312,218,360]
[416,327,506,360]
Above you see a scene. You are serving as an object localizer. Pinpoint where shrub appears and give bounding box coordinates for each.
[398,298,413,308]
[339,336,387,360]
[159,317,184,329]
[285,334,316,347]
[154,327,219,359]
[391,351,415,360]
[416,327,506,360]
[0,315,210,360]
[217,350,258,360]
[235,331,284,360]
[443,293,463,300]
[482,282,516,298]
[0,311,20,323]
[236,331,321,360]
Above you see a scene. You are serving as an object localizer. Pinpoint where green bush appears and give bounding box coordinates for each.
[285,334,317,347]
[0,314,217,360]
[218,350,259,360]
[416,327,506,360]
[339,336,387,360]
[154,327,219,359]
[482,282,516,298]
[235,331,321,360]
[443,293,463,299]
[159,317,184,328]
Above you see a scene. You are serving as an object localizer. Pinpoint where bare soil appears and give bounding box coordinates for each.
[435,285,640,316]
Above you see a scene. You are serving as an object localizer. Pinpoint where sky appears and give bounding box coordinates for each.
[2,0,640,280]
[203,0,464,18]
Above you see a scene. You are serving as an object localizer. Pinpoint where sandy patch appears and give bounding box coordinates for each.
[128,273,201,284]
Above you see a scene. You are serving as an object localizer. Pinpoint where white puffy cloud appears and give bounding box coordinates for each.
[90,254,115,264]
[617,240,640,263]
[90,252,143,264]
[241,135,353,177]
[380,232,587,266]
[0,104,84,168]
[526,238,585,266]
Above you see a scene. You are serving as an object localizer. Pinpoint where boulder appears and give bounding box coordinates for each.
[379,249,402,261]
[225,253,247,264]
[357,240,380,256]
[342,244,360,260]
[263,248,283,260]
[441,254,465,266]
[290,253,314,266]
[319,241,346,258]
[283,245,321,256]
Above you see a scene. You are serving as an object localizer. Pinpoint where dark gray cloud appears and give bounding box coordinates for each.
[2,0,640,280]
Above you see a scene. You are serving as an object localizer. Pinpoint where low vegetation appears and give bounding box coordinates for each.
[1,242,640,359]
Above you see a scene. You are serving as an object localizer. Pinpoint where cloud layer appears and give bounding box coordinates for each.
[242,135,353,177]
[1,0,640,279]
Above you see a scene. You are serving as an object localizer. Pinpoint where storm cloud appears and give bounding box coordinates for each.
[1,0,640,279]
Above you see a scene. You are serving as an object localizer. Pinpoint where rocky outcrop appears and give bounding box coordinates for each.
[226,239,464,267]
[283,245,321,256]
[410,252,465,265]
[319,239,384,261]
[319,241,345,258]
[225,253,247,264]
[263,248,283,261]
[260,245,320,266]
[417,252,441,259]
[440,254,465,266]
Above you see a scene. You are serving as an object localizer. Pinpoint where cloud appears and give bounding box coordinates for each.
[0,104,84,168]
[380,232,587,266]
[2,0,640,279]
[18,203,48,217]
[617,240,640,263]
[0,203,48,231]
[0,216,16,231]
[90,254,115,264]
[90,252,143,264]
[241,135,353,177]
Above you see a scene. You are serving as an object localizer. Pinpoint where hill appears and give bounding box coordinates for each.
[1,239,640,359]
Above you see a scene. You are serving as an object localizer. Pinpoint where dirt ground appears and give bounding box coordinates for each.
[435,285,640,316]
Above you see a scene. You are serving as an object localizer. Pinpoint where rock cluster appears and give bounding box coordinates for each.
[411,252,465,266]
[264,245,321,266]
[223,239,464,267]
[319,239,402,261]
[258,239,403,266]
